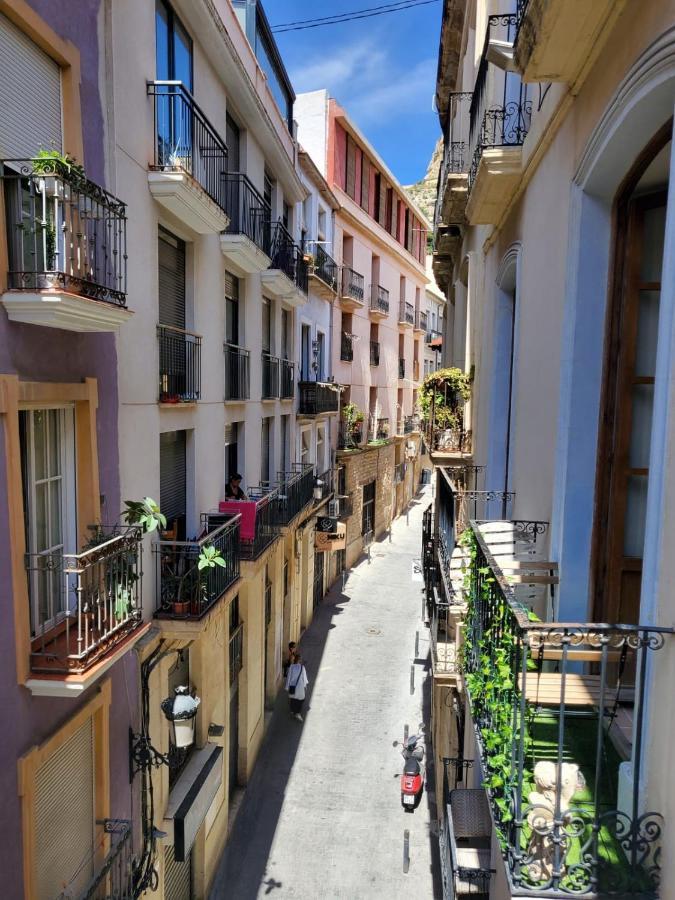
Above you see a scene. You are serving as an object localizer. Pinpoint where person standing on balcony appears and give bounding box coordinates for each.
[225,473,248,500]
[286,652,309,721]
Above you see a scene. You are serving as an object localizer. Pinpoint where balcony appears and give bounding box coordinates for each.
[514,0,624,84]
[435,92,473,226]
[313,467,335,503]
[338,419,363,450]
[147,81,229,234]
[399,358,406,379]
[340,331,354,362]
[205,488,278,561]
[298,381,340,416]
[224,343,250,402]
[415,310,428,334]
[368,416,389,442]
[154,517,240,619]
[466,15,532,226]
[220,173,271,274]
[423,391,471,457]
[369,284,390,318]
[340,266,365,310]
[261,353,280,399]
[426,329,443,348]
[158,325,202,404]
[404,415,420,434]
[370,340,380,367]
[280,358,294,399]
[271,465,315,526]
[26,527,145,691]
[306,242,338,298]
[85,820,134,899]
[398,300,414,328]
[0,158,132,332]
[261,221,308,306]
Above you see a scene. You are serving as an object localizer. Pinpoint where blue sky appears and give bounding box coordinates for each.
[269,1,443,185]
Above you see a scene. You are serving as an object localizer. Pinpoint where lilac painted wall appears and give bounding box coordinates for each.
[0,2,137,895]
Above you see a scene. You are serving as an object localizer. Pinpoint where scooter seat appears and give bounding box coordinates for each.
[404,758,421,776]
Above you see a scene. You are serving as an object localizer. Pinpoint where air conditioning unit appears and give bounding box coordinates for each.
[328,498,341,518]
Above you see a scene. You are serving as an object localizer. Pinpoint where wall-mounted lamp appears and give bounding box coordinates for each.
[129,685,200,780]
[313,478,324,501]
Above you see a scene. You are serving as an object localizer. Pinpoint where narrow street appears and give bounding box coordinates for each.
[210,486,440,899]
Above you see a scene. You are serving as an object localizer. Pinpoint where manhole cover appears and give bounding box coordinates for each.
[366,627,382,635]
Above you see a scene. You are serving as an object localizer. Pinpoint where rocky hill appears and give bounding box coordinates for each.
[403,137,442,224]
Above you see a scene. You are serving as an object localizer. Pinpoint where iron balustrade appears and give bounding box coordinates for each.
[205,489,279,561]
[314,467,335,502]
[371,417,389,440]
[148,81,228,213]
[262,353,280,399]
[370,283,390,315]
[341,266,365,304]
[158,324,202,402]
[462,521,671,897]
[426,329,443,344]
[154,517,240,618]
[399,300,414,324]
[224,173,271,256]
[306,241,338,292]
[417,310,428,331]
[399,358,406,379]
[340,332,354,361]
[338,420,362,449]
[269,221,308,294]
[467,15,532,191]
[280,358,294,399]
[26,527,143,674]
[370,340,380,366]
[443,463,486,492]
[298,381,340,415]
[1,157,128,305]
[273,464,315,525]
[224,343,250,401]
[81,820,134,900]
[404,415,420,434]
[455,489,515,529]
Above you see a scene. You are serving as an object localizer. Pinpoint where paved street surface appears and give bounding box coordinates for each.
[210,485,440,900]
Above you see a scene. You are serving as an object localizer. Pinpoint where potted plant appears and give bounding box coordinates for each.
[342,401,365,448]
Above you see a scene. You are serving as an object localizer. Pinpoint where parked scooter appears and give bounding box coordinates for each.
[398,733,425,811]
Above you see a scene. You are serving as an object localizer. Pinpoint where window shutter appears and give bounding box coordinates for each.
[361,155,370,214]
[390,196,398,238]
[379,178,388,228]
[34,718,94,899]
[0,13,62,158]
[159,229,186,329]
[164,844,192,900]
[406,210,413,252]
[160,430,187,524]
[346,135,356,199]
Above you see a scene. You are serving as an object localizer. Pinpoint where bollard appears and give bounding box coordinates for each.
[403,830,410,873]
[410,665,415,695]
[415,630,419,658]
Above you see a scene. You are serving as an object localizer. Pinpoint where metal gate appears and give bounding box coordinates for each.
[312,551,324,609]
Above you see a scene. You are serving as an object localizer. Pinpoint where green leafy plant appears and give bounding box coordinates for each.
[341,402,365,448]
[123,497,167,534]
[198,544,226,571]
[419,367,472,431]
[32,147,86,182]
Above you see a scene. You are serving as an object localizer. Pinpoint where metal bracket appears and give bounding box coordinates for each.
[129,727,170,783]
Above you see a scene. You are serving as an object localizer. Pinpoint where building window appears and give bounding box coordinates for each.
[362,481,375,537]
[254,4,294,130]
[318,208,327,240]
[261,418,271,484]
[155,0,193,88]
[316,426,325,472]
[300,428,311,467]
[225,270,239,345]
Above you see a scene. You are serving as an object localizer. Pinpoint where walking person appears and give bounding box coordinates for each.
[285,652,309,722]
[283,641,296,678]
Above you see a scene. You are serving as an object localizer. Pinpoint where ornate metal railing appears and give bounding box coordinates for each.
[81,819,134,899]
[1,158,127,305]
[306,241,338,292]
[154,517,240,618]
[205,490,278,561]
[148,81,228,213]
[298,381,339,415]
[280,358,294,399]
[462,521,671,897]
[370,340,380,366]
[338,420,363,450]
[224,173,271,255]
[399,358,406,379]
[158,324,202,402]
[399,300,415,325]
[27,528,143,674]
[426,329,443,344]
[272,464,315,525]
[369,417,389,440]
[467,15,532,190]
[341,266,365,304]
[416,310,428,331]
[340,331,354,361]
[224,343,250,401]
[455,489,515,528]
[262,352,280,399]
[370,284,390,315]
[404,415,420,433]
[270,221,308,294]
[434,91,474,232]
[443,464,486,492]
[314,467,335,502]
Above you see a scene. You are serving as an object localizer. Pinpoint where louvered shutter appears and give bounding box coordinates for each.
[160,430,187,524]
[0,13,62,159]
[346,135,356,199]
[390,196,398,238]
[361,155,370,214]
[34,718,94,900]
[406,210,413,252]
[159,230,186,329]
[378,178,388,228]
[164,844,192,900]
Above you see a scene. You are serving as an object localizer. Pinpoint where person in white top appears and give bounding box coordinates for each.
[285,652,309,722]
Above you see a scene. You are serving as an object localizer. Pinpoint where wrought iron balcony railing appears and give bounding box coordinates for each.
[262,352,280,399]
[370,340,380,366]
[425,329,443,344]
[399,358,406,379]
[158,324,202,403]
[154,517,240,618]
[399,300,414,325]
[205,488,279,561]
[338,419,363,450]
[460,520,670,898]
[468,15,532,190]
[224,173,271,256]
[313,467,335,502]
[340,331,354,362]
[270,221,308,294]
[271,464,315,525]
[433,92,473,232]
[416,310,428,331]
[224,343,250,401]
[148,81,228,213]
[341,266,365,304]
[306,241,338,292]
[369,416,389,441]
[370,284,390,315]
[404,415,420,434]
[1,158,128,305]
[26,527,143,674]
[298,381,340,415]
[82,820,134,900]
[280,358,294,399]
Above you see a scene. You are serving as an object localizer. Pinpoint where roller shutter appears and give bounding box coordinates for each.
[360,155,370,214]
[378,177,388,228]
[0,12,62,159]
[159,228,186,329]
[346,135,356,199]
[160,430,187,525]
[164,844,192,900]
[34,718,94,899]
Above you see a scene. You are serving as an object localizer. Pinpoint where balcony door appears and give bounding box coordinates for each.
[594,143,669,623]
[155,0,193,168]
[159,228,188,400]
[301,324,311,380]
[160,430,187,540]
[20,407,77,636]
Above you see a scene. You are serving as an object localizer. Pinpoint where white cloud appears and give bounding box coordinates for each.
[290,39,387,93]
[348,57,436,125]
